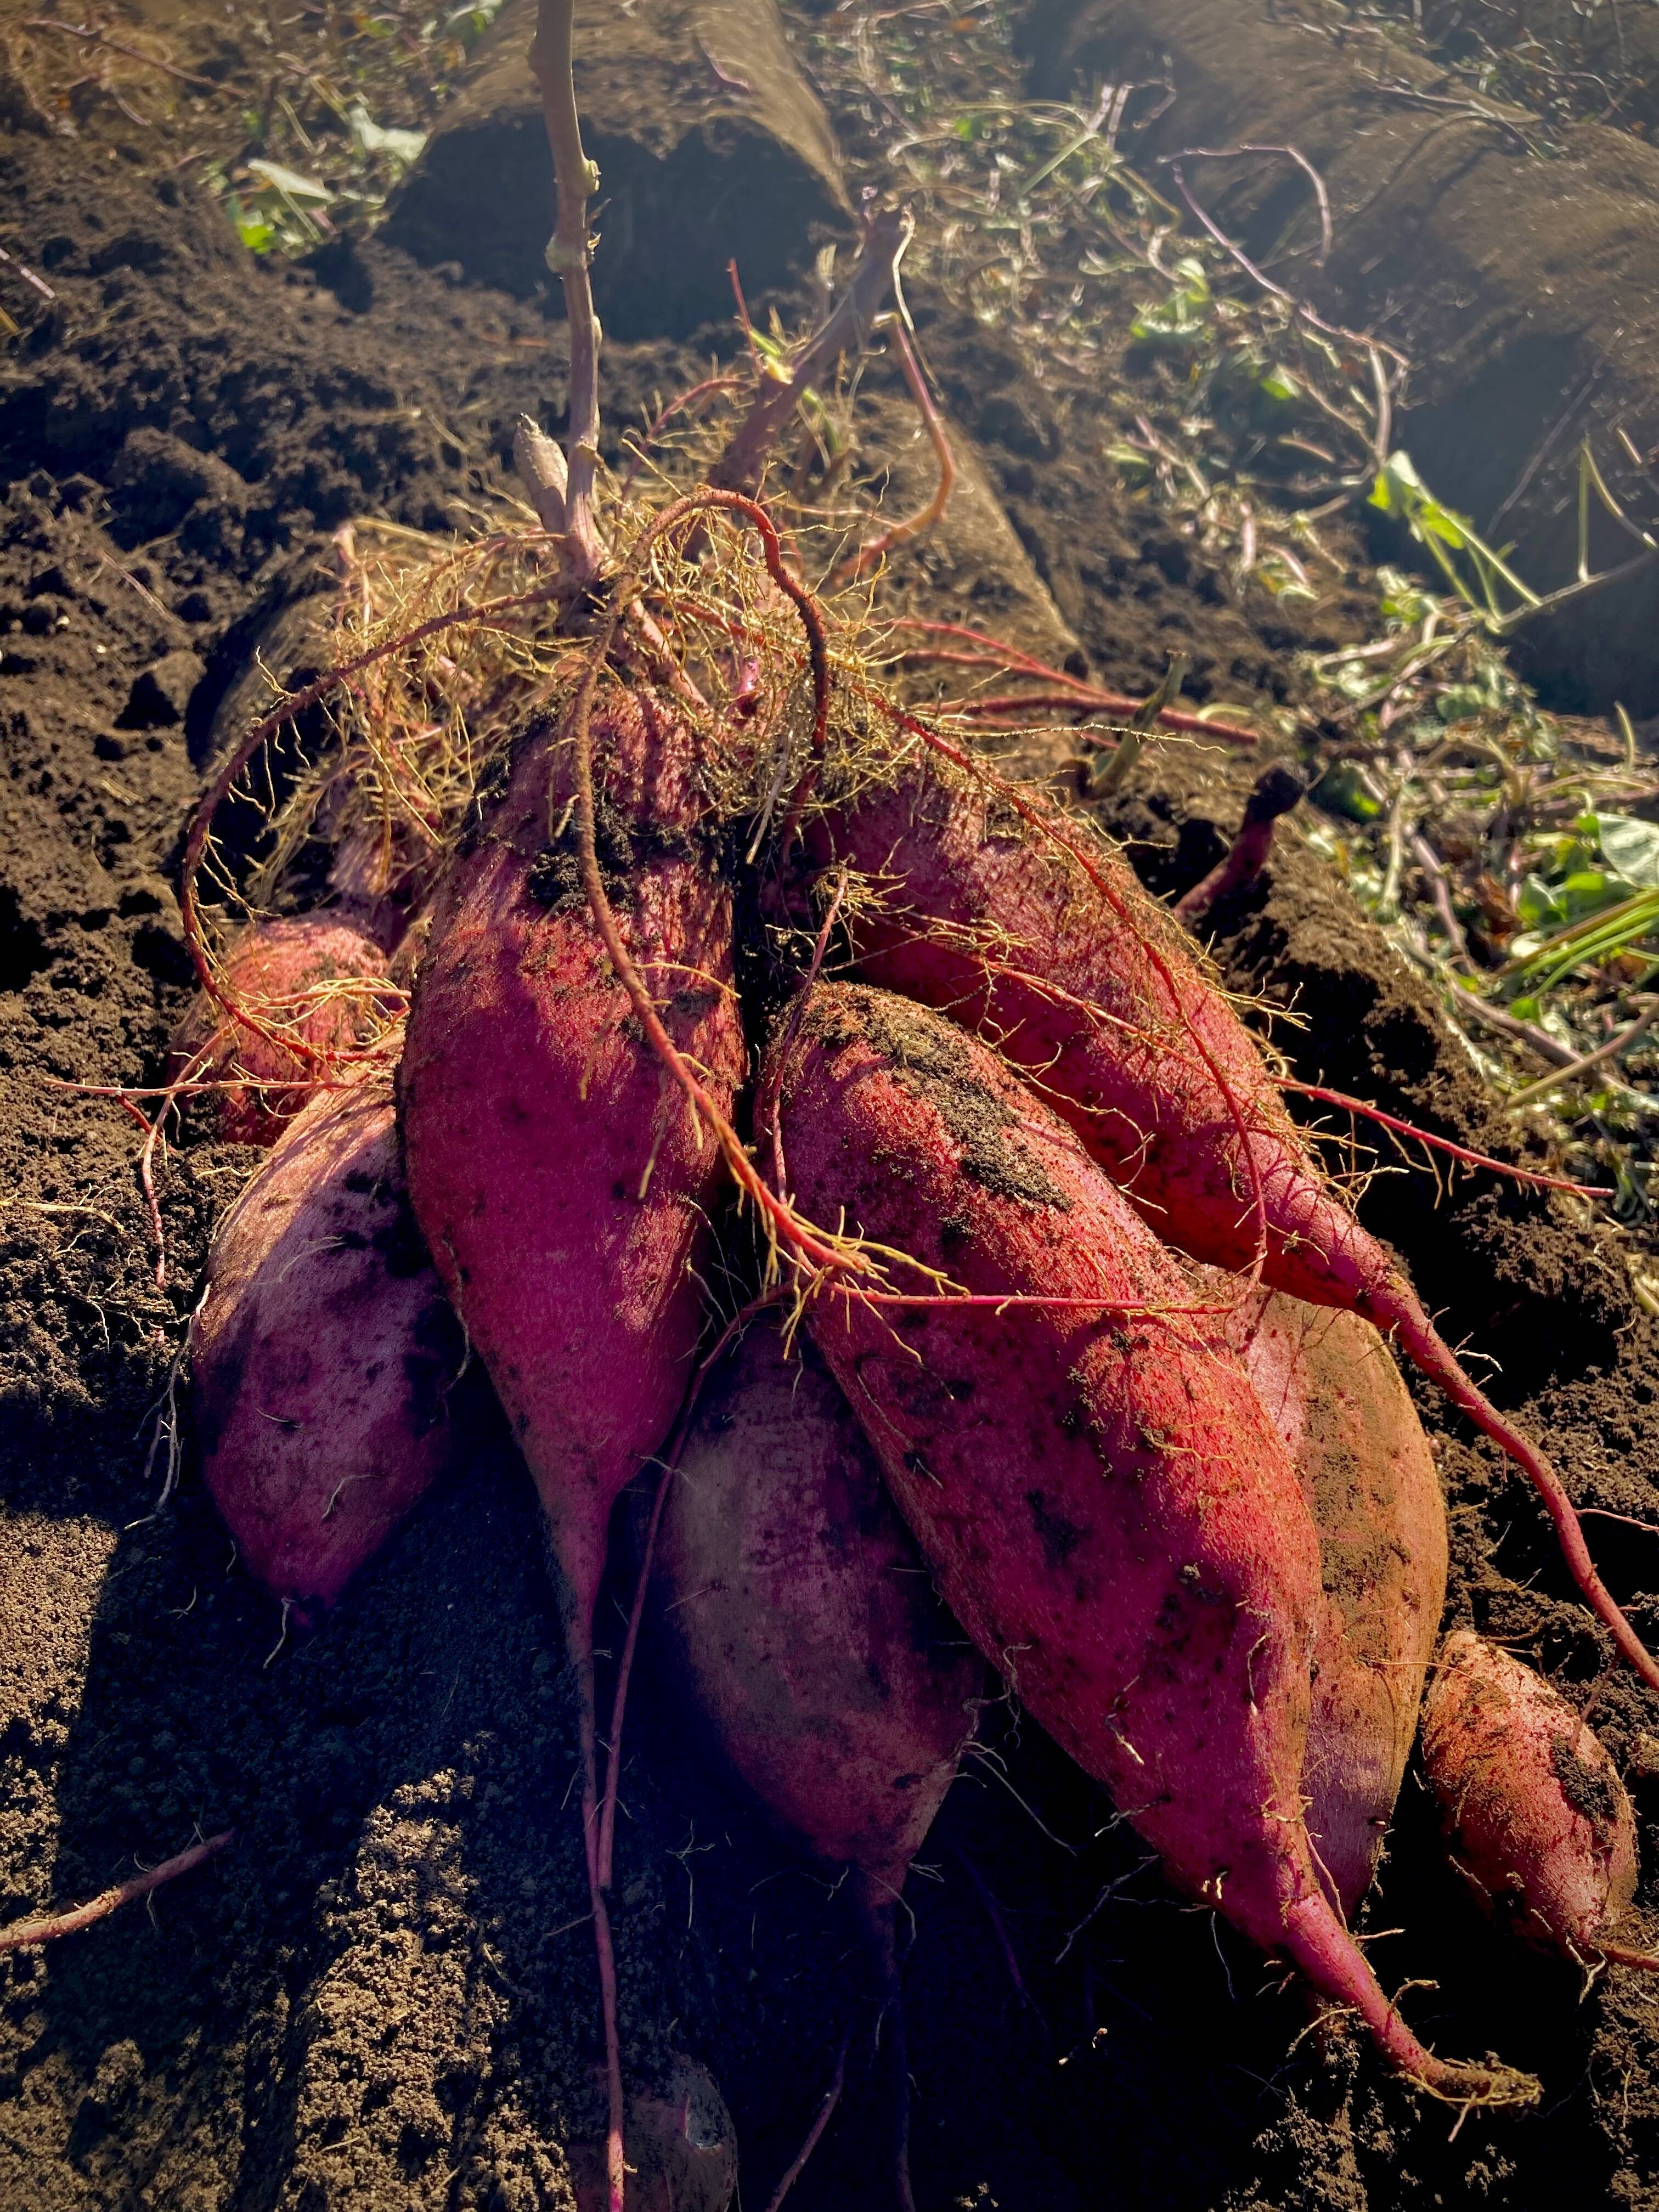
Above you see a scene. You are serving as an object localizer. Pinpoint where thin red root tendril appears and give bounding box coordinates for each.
[0,1830,234,1955]
[761,2034,851,2212]
[884,617,1258,744]
[1280,1079,1614,1198]
[830,317,956,588]
[619,373,745,495]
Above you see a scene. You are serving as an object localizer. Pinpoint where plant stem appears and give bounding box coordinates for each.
[1506,999,1659,1110]
[710,207,912,495]
[529,0,602,583]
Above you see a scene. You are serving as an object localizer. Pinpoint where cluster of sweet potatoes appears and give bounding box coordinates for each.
[182,657,1656,2202]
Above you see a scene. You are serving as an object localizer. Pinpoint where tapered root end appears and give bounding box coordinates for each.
[1404,2053,1542,2112]
[848,1870,918,2212]
[1600,1942,1659,1975]
[1283,1891,1538,2112]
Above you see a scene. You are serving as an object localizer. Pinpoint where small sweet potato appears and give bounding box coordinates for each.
[765,980,1531,2103]
[569,2058,737,2212]
[1421,1630,1639,1965]
[656,1318,981,1899]
[1221,1283,1448,1918]
[170,914,388,1147]
[190,1062,469,1609]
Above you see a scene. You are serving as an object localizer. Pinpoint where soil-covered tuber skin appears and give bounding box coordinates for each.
[656,1318,980,2210]
[766,979,1535,2104]
[657,1318,982,1897]
[190,1062,471,1610]
[398,684,746,1697]
[169,913,391,1146]
[1422,1631,1640,1965]
[1221,1285,1449,1918]
[812,761,1364,1293]
[813,757,1659,1693]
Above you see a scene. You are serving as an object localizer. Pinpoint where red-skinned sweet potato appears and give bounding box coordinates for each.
[765,980,1532,2104]
[190,1062,469,1610]
[399,686,745,2212]
[1220,1283,1449,1918]
[810,756,1656,1690]
[1421,1630,1641,1966]
[398,687,747,1793]
[170,913,389,1147]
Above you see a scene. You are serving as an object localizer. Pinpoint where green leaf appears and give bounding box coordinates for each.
[1310,761,1383,822]
[1130,261,1213,348]
[1376,567,1437,627]
[1515,872,1567,930]
[1369,450,1471,543]
[222,195,275,253]
[1435,685,1488,724]
[1560,869,1624,919]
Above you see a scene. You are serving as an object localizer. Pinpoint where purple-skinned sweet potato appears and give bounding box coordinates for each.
[190,1060,468,1610]
[764,980,1533,2105]
[569,2057,737,2212]
[656,1318,980,2210]
[657,1318,981,1901]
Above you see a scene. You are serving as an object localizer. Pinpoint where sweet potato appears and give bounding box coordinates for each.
[656,1319,978,2208]
[398,686,746,1792]
[657,1318,981,1898]
[190,1062,468,1609]
[399,685,746,2210]
[811,756,1657,1690]
[169,913,388,1146]
[766,980,1533,2103]
[1421,1630,1641,1965]
[569,2058,737,2212]
[1220,1283,1448,1918]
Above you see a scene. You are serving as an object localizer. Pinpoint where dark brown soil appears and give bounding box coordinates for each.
[5,22,1659,2212]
